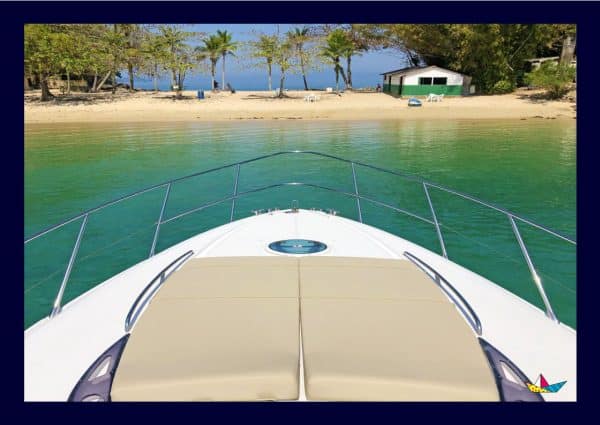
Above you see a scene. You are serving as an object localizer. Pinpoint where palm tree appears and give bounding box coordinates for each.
[274,37,294,98]
[216,30,238,89]
[321,29,351,94]
[343,24,381,90]
[250,34,277,91]
[197,34,221,91]
[287,27,311,90]
[342,42,359,91]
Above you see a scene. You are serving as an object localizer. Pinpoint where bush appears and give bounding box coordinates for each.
[490,79,515,94]
[525,62,576,99]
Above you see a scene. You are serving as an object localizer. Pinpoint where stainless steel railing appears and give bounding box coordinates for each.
[404,251,482,335]
[24,151,576,323]
[124,250,194,332]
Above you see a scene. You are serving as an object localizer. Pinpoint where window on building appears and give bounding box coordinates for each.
[433,77,448,85]
[419,77,432,85]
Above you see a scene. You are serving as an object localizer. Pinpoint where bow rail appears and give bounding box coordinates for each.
[24,151,576,324]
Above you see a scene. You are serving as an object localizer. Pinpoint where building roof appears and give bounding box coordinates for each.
[380,65,417,76]
[381,65,467,78]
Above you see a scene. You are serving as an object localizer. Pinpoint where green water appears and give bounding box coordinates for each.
[24,120,576,329]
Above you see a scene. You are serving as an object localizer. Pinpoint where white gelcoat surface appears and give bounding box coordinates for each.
[24,209,576,401]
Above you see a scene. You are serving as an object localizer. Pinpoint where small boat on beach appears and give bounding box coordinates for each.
[24,151,576,402]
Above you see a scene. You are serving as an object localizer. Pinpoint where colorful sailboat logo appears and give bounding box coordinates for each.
[526,374,567,393]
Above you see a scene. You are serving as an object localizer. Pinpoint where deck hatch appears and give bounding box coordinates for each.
[268,239,327,255]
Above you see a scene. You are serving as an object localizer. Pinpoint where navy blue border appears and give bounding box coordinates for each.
[8,0,594,420]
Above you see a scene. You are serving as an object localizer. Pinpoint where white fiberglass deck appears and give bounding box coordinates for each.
[24,209,576,401]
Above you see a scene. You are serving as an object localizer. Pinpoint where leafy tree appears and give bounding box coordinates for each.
[525,62,575,99]
[382,24,576,94]
[119,24,146,91]
[53,26,91,94]
[157,25,196,96]
[248,34,278,91]
[25,24,67,101]
[141,29,168,92]
[216,30,238,89]
[77,24,120,93]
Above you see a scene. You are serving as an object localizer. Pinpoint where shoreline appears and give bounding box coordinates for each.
[24,89,576,124]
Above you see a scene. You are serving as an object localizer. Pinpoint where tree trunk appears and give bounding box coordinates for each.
[339,65,348,87]
[112,24,118,94]
[171,70,177,90]
[40,75,54,102]
[92,70,98,93]
[300,55,308,90]
[278,70,285,98]
[95,70,111,92]
[268,62,272,91]
[559,35,576,65]
[153,64,158,92]
[211,60,216,91]
[128,62,134,91]
[334,67,339,94]
[178,70,184,92]
[66,69,71,95]
[346,56,352,90]
[221,53,226,90]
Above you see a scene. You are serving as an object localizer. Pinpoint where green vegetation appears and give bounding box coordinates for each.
[525,62,576,99]
[216,30,238,90]
[157,25,196,96]
[246,26,321,95]
[197,34,222,91]
[24,24,576,101]
[287,27,311,90]
[321,29,351,94]
[383,24,576,94]
[273,35,294,97]
[25,24,211,100]
[248,34,278,91]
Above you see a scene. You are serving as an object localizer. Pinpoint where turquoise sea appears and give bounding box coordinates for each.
[24,119,576,328]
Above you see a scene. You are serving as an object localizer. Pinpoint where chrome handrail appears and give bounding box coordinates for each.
[124,250,194,332]
[50,213,88,317]
[24,151,576,323]
[404,251,482,336]
[508,215,558,322]
[24,151,576,245]
[423,183,447,259]
[149,183,172,258]
[160,181,436,226]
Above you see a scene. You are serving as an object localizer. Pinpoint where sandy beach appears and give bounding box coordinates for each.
[24,88,576,124]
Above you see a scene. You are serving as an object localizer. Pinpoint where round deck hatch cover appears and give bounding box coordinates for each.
[268,239,327,254]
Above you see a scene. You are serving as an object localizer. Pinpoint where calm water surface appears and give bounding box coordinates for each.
[24,119,576,328]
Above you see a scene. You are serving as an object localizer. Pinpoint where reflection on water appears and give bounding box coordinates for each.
[24,119,576,328]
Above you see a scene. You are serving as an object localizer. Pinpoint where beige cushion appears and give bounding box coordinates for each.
[111,257,300,401]
[299,257,499,401]
[111,256,498,401]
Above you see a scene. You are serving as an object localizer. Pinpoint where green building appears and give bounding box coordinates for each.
[381,65,471,97]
